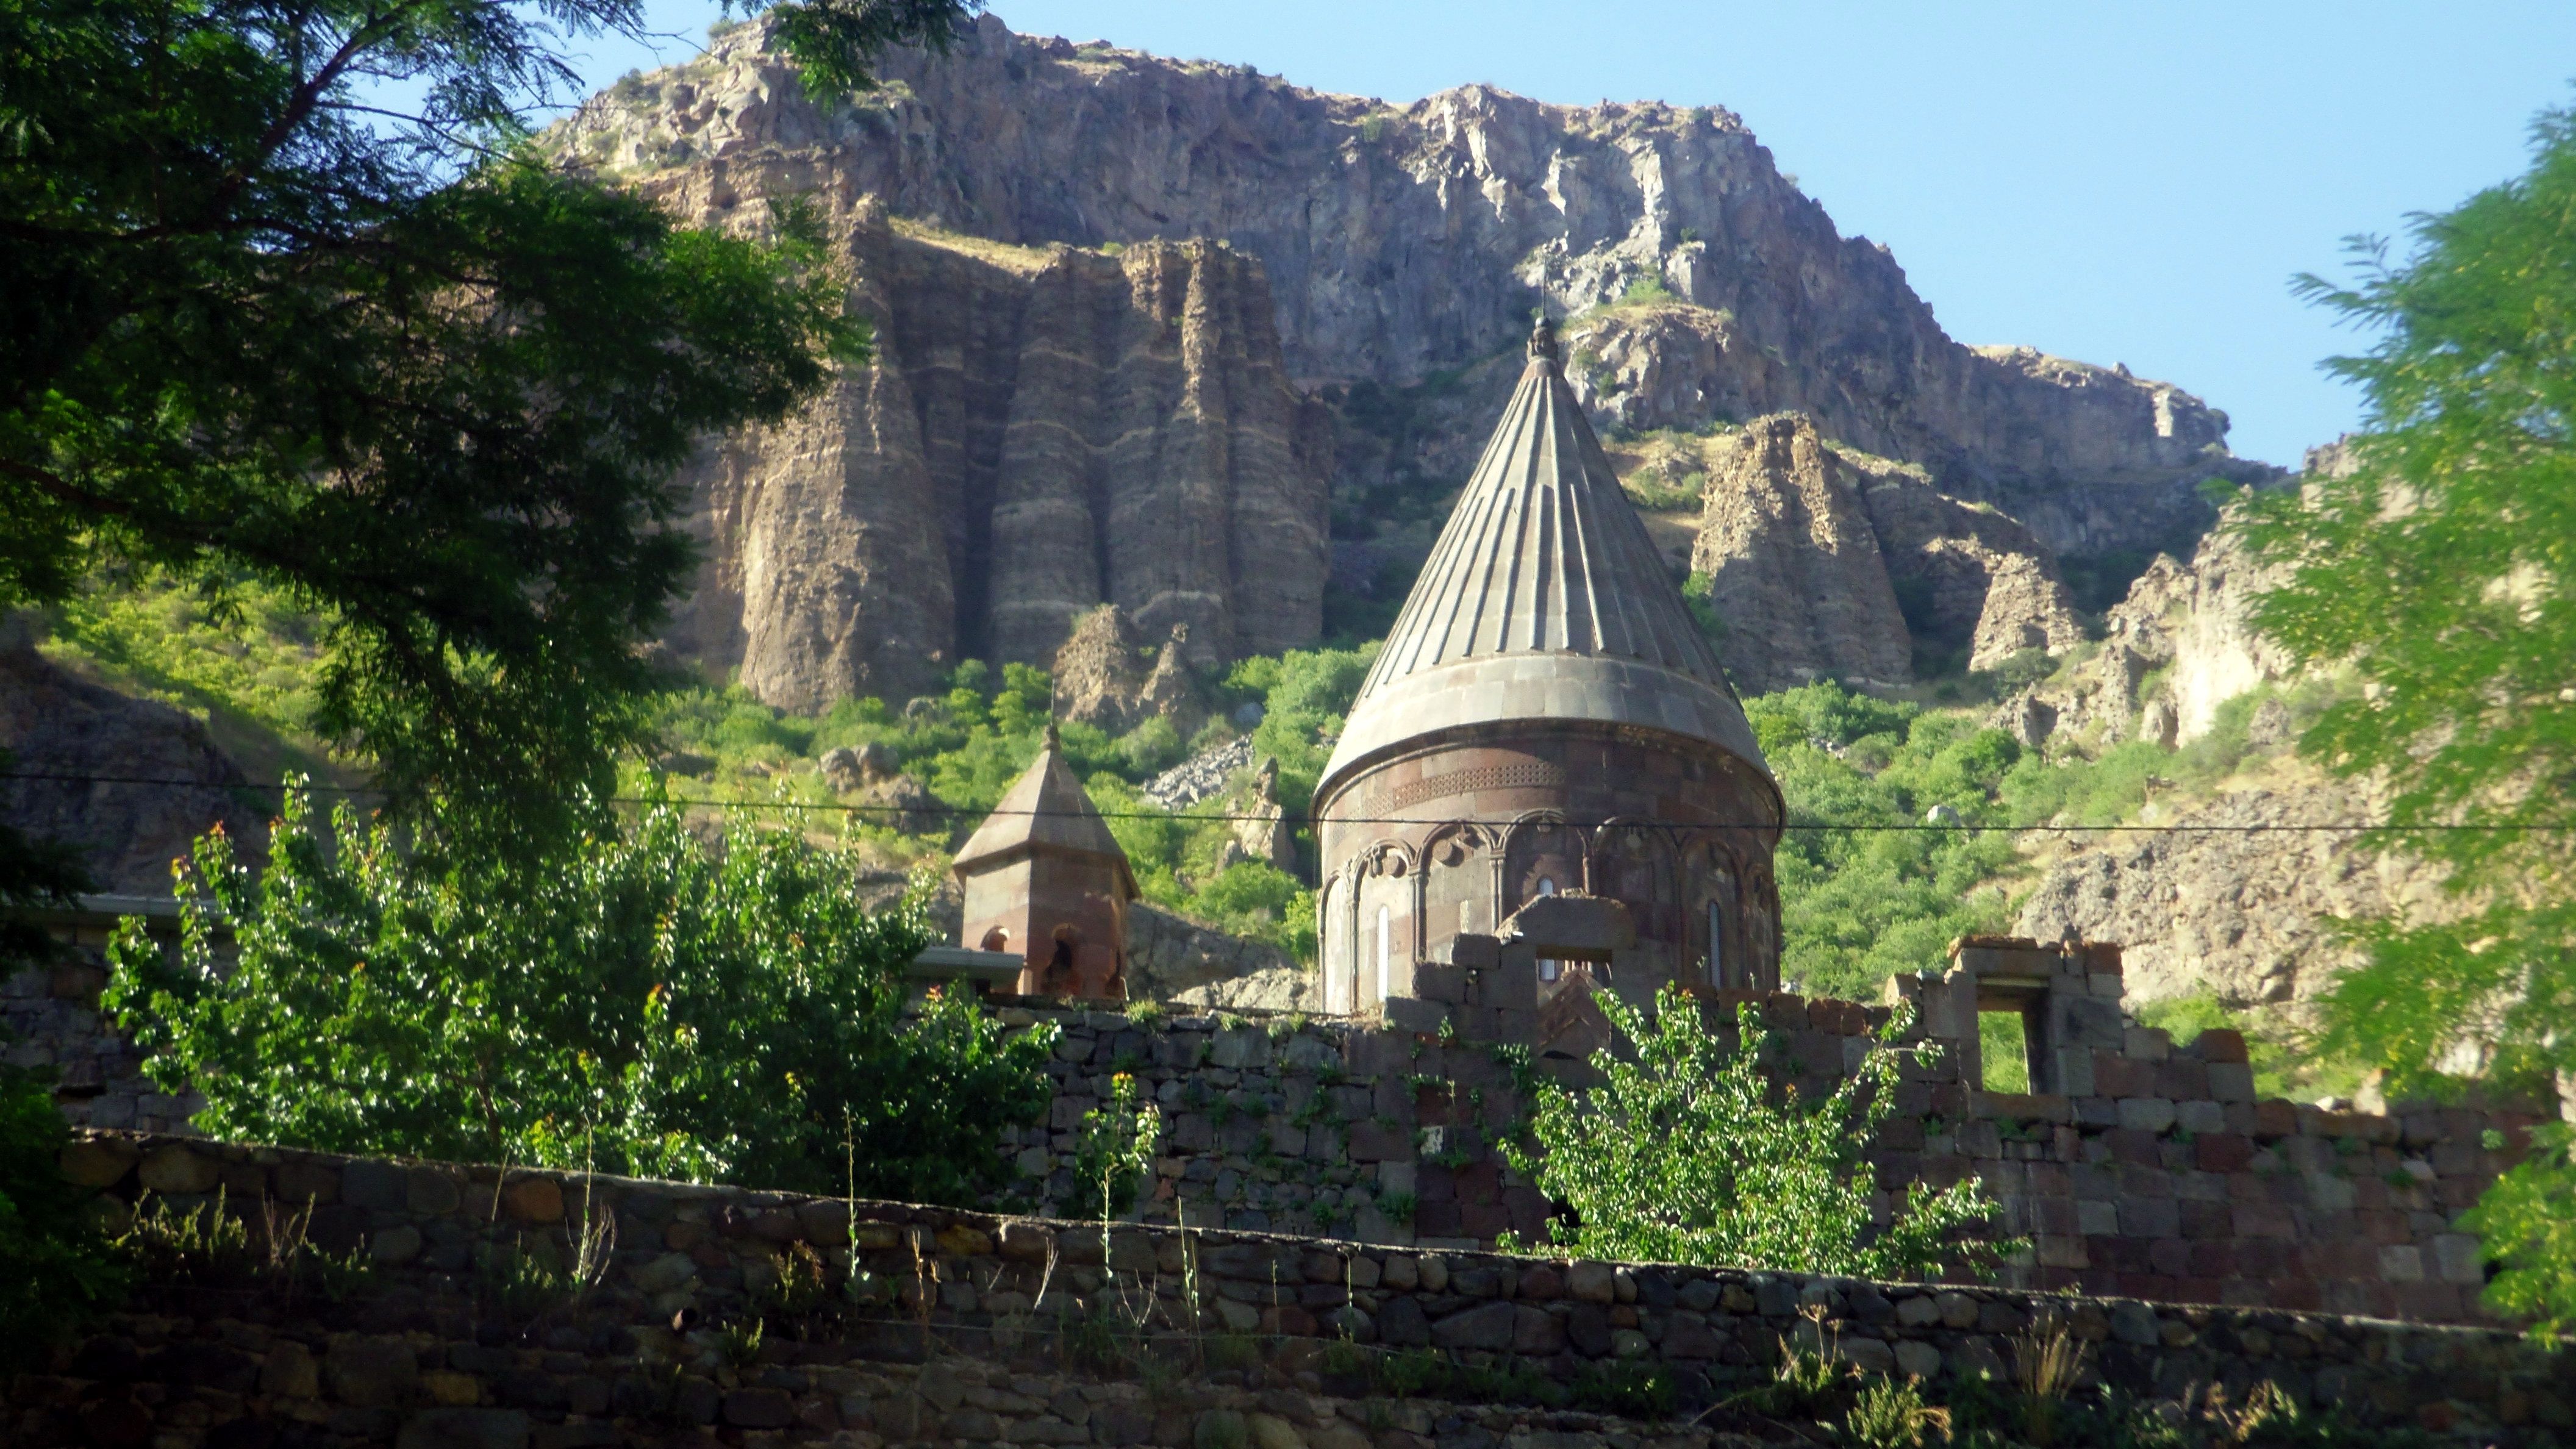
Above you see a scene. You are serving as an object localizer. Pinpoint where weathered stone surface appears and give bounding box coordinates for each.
[2018,778,2450,1006]
[553,17,2271,709]
[0,634,267,891]
[652,198,1331,710]
[395,1409,530,1449]
[1051,607,1205,739]
[1690,413,2084,692]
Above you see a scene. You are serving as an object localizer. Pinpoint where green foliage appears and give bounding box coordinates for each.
[2233,103,2576,1333]
[1068,1072,1163,1221]
[1503,987,2015,1278]
[1842,1376,1946,1449]
[1978,1012,2031,1093]
[2458,1124,2576,1341]
[1748,684,2024,998]
[0,0,948,863]
[42,574,326,764]
[103,788,1056,1202]
[1228,643,1378,818]
[1681,571,1729,643]
[2126,993,2366,1104]
[1617,274,1676,307]
[0,1063,127,1366]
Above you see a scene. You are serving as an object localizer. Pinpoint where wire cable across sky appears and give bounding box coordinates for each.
[5,770,2566,834]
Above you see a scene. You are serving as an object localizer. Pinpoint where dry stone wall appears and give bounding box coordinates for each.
[16,1132,2572,1448]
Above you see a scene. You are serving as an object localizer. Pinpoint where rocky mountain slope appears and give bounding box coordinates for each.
[562,16,2275,703]
[648,196,1331,709]
[1689,413,2085,692]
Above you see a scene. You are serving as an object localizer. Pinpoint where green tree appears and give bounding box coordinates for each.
[1503,986,2013,1279]
[0,1063,127,1367]
[2237,104,2576,1334]
[103,789,1056,1203]
[1,0,976,854]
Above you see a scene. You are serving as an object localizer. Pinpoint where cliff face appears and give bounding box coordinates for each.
[646,183,1331,708]
[559,16,2274,708]
[1689,414,2083,693]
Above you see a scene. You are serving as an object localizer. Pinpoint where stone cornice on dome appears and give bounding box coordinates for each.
[1317,326,1771,812]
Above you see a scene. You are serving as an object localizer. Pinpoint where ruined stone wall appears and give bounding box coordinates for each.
[2,902,204,1137]
[15,1133,2571,1448]
[993,950,2544,1327]
[8,912,2546,1329]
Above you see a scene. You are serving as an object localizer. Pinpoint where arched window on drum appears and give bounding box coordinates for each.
[1535,876,1561,984]
[1708,860,1744,990]
[1376,904,1392,1004]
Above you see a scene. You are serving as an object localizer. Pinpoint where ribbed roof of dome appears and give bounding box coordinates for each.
[1316,323,1768,803]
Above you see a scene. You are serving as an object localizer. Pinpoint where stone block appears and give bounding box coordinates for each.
[2192,1029,2250,1064]
[2431,1234,2486,1285]
[395,1409,529,1449]
[2123,1028,2172,1062]
[502,1176,563,1224]
[1381,998,1449,1036]
[1430,1300,1516,1350]
[1894,1339,1942,1380]
[343,1159,407,1211]
[2378,1245,2425,1283]
[327,1336,421,1409]
[2117,1098,2177,1134]
[59,1137,140,1187]
[1347,1121,1411,1163]
[137,1144,220,1195]
[2175,1100,2228,1134]
[2117,1198,2180,1239]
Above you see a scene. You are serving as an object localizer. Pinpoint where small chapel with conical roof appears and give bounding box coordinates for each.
[951,723,1138,1000]
[1311,318,1784,1019]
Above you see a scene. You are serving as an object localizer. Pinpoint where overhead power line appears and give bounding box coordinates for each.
[4,769,2567,834]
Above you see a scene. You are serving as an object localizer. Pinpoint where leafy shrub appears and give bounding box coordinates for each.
[0,1064,128,1367]
[106,789,1058,1202]
[1501,986,2017,1278]
[1748,684,2023,998]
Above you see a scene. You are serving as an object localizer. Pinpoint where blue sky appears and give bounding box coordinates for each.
[555,2,2576,468]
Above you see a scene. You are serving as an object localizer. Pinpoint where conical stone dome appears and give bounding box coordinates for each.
[1317,324,1769,804]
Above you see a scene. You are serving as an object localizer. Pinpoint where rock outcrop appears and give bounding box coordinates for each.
[1124,902,1299,1004]
[1050,607,1203,738]
[654,195,1331,710]
[2003,505,2301,751]
[2016,777,2450,1007]
[1690,413,2083,692]
[557,16,2279,703]
[1140,737,1254,812]
[0,641,266,893]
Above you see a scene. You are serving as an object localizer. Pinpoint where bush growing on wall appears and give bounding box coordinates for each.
[1502,985,2016,1279]
[104,789,1057,1203]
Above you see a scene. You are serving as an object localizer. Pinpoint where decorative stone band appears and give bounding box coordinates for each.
[1383,762,1569,812]
[29,1131,2574,1448]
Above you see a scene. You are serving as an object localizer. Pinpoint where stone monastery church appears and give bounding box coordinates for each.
[954,318,1786,1046]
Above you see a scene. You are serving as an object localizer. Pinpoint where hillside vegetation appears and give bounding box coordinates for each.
[40,582,2300,1008]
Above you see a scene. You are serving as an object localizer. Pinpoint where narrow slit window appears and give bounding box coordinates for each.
[1980,1010,2032,1093]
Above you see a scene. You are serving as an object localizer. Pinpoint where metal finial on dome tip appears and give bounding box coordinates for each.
[1528,311,1560,365]
[1044,718,1060,751]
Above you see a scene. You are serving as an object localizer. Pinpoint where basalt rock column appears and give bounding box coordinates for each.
[1311,321,1784,1021]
